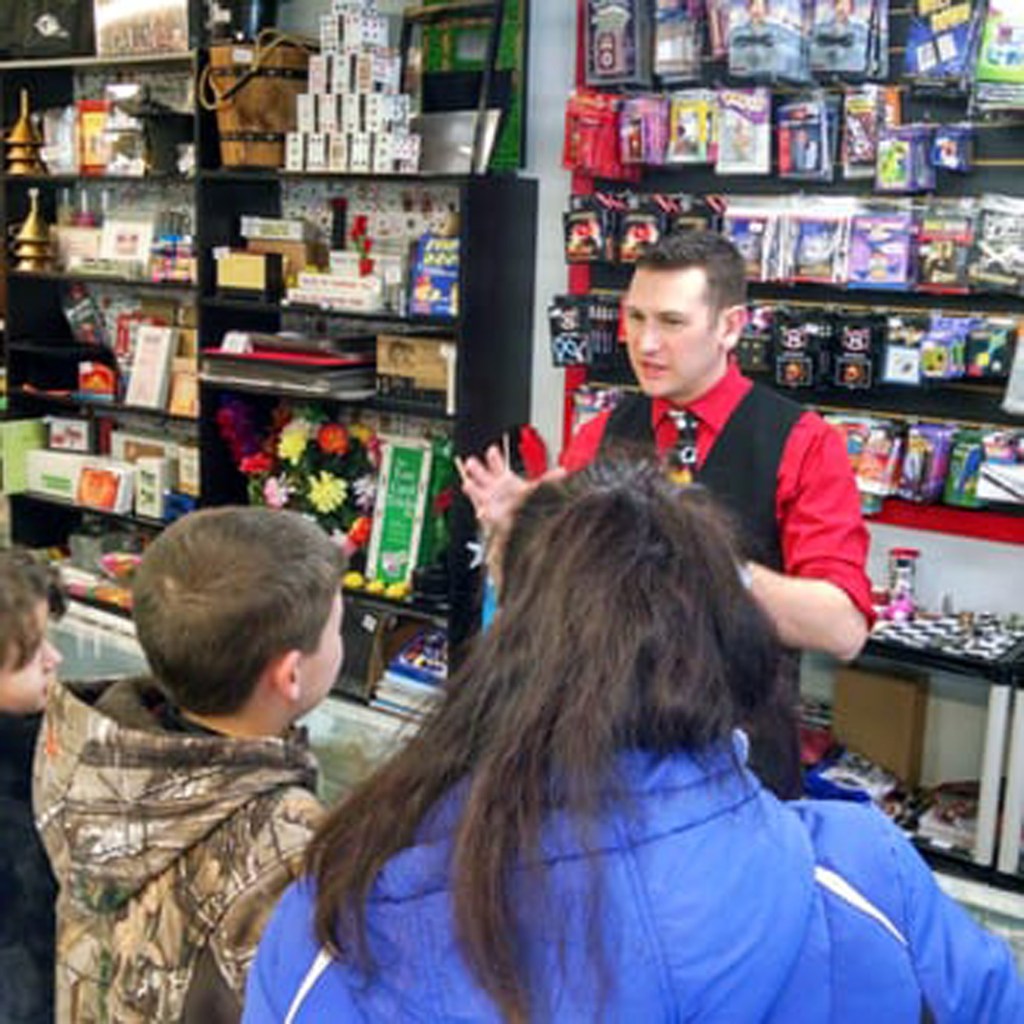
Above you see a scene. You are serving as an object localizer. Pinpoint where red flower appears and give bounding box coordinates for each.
[351,215,369,239]
[358,256,375,277]
[433,486,454,515]
[317,423,350,455]
[240,452,273,475]
[348,516,372,547]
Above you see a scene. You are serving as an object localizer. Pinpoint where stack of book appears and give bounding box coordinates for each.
[371,626,447,720]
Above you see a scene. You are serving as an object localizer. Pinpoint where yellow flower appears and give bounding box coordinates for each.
[278,423,309,465]
[350,423,373,445]
[308,471,348,514]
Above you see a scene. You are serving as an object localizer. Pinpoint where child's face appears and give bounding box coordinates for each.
[0,600,62,715]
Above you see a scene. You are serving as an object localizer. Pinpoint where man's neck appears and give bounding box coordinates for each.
[662,362,732,408]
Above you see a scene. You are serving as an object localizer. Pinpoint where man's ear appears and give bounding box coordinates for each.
[719,304,748,352]
[265,649,303,704]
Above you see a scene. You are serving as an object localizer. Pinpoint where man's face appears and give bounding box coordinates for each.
[624,266,746,406]
[296,592,344,717]
[0,601,62,715]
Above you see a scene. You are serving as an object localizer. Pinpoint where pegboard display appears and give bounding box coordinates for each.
[281,179,459,252]
[560,0,1024,544]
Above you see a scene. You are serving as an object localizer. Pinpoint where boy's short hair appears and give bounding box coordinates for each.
[635,231,748,314]
[0,548,65,670]
[132,507,345,716]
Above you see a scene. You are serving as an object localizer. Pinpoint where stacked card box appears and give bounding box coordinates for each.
[287,0,421,175]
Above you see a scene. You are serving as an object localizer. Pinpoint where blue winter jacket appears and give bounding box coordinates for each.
[244,738,1024,1022]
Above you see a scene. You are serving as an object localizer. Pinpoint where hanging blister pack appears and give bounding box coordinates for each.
[847,208,915,289]
[809,0,875,77]
[586,0,652,86]
[778,94,838,181]
[666,89,717,164]
[918,197,976,293]
[654,0,705,82]
[715,87,772,174]
[967,194,1024,295]
[727,0,809,81]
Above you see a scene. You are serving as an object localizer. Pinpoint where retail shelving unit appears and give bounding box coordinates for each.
[0,10,537,651]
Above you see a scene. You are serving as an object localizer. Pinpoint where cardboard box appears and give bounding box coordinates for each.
[247,239,320,287]
[833,666,928,786]
[0,419,47,493]
[26,449,86,501]
[376,334,452,395]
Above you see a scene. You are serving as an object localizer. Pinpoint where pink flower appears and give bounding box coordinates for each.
[263,476,292,509]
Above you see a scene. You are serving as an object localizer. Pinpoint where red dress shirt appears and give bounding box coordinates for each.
[561,364,874,624]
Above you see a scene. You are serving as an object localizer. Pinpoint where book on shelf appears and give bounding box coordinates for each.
[124,324,176,409]
[200,348,376,397]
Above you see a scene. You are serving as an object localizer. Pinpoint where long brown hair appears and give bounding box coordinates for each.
[307,461,780,1021]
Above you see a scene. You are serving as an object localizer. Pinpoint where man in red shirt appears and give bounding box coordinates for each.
[460,232,872,795]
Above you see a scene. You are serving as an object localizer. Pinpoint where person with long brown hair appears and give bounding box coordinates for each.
[244,463,1022,1023]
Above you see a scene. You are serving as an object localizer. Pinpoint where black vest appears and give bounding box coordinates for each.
[598,384,805,571]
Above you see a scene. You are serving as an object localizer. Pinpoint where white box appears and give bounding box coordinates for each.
[328,132,349,172]
[364,93,385,132]
[331,49,355,94]
[109,430,177,466]
[76,459,135,514]
[317,93,340,135]
[240,216,308,242]
[328,250,363,279]
[372,49,401,93]
[177,445,200,497]
[296,93,317,134]
[285,132,306,172]
[306,132,328,172]
[342,12,362,47]
[353,51,373,93]
[320,13,340,51]
[333,0,367,11]
[371,132,393,174]
[363,14,388,47]
[135,456,172,519]
[47,416,91,453]
[26,450,83,501]
[349,132,372,173]
[393,133,421,173]
[308,54,329,95]
[342,93,362,133]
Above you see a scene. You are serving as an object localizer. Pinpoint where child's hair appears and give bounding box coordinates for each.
[0,548,65,670]
[132,507,344,716]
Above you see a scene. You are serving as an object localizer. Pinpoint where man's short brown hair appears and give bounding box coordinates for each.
[132,507,345,716]
[635,231,748,315]
[0,548,65,671]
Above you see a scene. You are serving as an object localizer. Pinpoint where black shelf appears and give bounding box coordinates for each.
[914,839,1024,895]
[201,168,477,185]
[859,638,1024,686]
[11,388,199,424]
[200,294,456,329]
[9,271,196,292]
[5,173,192,186]
[13,491,167,531]
[343,587,450,627]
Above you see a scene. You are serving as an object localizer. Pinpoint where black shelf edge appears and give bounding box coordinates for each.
[366,396,456,421]
[914,839,1024,895]
[200,168,478,185]
[4,173,193,185]
[343,587,450,626]
[11,388,199,424]
[7,340,107,356]
[0,51,196,71]
[9,271,196,291]
[200,294,456,328]
[13,491,167,530]
[199,375,377,405]
[858,641,1023,685]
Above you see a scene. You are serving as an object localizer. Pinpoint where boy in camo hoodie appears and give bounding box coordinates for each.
[34,507,345,1024]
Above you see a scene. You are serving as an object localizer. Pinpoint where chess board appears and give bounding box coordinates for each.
[872,615,1024,664]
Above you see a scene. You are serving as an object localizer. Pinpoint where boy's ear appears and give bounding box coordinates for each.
[265,649,303,704]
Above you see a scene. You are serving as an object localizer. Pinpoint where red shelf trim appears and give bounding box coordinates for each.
[869,500,1024,545]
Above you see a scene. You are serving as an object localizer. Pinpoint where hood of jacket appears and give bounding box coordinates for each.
[34,678,318,914]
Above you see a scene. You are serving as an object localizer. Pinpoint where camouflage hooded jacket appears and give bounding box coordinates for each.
[33,678,323,1024]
